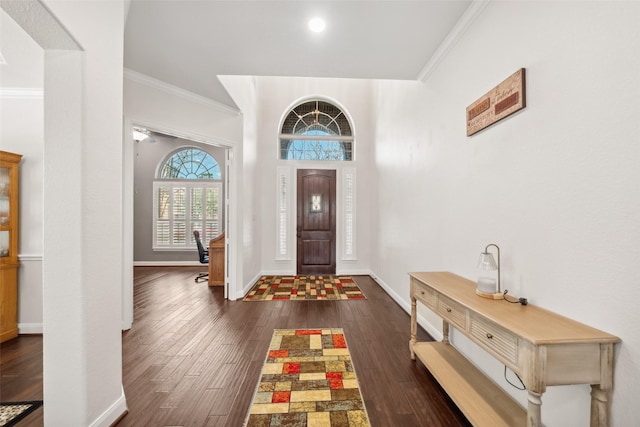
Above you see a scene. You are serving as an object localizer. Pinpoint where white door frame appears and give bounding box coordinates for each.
[121,118,237,328]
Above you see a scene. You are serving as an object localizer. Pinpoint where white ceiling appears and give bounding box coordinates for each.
[0,9,44,89]
[124,0,473,108]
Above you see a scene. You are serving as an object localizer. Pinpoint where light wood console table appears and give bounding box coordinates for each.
[409,272,620,427]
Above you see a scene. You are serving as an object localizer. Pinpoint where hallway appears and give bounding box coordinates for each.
[0,267,471,426]
[116,267,471,426]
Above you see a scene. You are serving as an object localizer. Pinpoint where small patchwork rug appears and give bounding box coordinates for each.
[243,276,366,301]
[245,328,371,427]
[0,401,42,427]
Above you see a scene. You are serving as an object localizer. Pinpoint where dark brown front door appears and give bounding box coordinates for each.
[297,169,336,275]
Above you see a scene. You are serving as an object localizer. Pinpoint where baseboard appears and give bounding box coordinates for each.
[337,269,371,276]
[18,323,43,335]
[89,385,127,427]
[240,271,263,299]
[133,261,202,267]
[368,271,443,341]
[258,270,294,276]
[18,254,44,262]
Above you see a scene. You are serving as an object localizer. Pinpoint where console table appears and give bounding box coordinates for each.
[409,272,620,427]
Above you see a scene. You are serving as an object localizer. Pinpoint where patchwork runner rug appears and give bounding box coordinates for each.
[243,276,366,301]
[245,329,371,427]
[0,401,42,427]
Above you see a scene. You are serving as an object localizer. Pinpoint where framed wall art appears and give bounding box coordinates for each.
[466,68,526,136]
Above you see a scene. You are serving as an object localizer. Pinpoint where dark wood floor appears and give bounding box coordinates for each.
[1,267,470,426]
[0,334,43,426]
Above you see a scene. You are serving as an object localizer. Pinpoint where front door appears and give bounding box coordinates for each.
[297,169,336,274]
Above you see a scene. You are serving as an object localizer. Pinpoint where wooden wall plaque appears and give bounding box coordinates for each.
[466,68,526,136]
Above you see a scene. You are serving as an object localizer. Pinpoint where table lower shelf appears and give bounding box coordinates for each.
[412,341,527,427]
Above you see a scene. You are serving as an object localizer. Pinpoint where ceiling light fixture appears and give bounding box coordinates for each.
[308,17,326,33]
[132,127,155,143]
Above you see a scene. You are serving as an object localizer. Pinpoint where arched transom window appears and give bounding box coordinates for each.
[153,148,222,250]
[279,100,353,161]
[160,147,221,179]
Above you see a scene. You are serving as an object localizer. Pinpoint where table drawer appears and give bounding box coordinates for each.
[470,315,519,365]
[412,279,436,309]
[436,295,467,330]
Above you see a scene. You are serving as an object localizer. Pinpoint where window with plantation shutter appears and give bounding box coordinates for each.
[153,148,222,250]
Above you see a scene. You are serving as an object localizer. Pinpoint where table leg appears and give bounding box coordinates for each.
[442,320,450,345]
[589,342,614,427]
[527,391,542,427]
[590,385,610,427]
[410,297,417,360]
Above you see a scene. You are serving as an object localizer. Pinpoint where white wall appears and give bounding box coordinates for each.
[1,98,43,254]
[10,0,129,424]
[124,71,242,144]
[0,9,44,333]
[253,76,374,276]
[1,97,44,332]
[371,1,640,426]
[218,75,260,295]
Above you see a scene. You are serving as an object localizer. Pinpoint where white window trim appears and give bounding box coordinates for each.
[152,180,222,251]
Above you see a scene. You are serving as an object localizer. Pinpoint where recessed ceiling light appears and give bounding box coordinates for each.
[308,17,326,33]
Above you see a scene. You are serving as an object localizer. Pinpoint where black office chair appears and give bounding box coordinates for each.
[193,230,209,282]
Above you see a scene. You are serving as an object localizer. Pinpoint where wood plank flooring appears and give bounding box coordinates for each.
[0,335,43,426]
[0,267,471,426]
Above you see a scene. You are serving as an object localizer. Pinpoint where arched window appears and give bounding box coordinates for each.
[160,148,221,179]
[153,148,222,250]
[279,100,353,161]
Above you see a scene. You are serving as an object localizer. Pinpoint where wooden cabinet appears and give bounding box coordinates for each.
[0,151,22,343]
[409,271,620,427]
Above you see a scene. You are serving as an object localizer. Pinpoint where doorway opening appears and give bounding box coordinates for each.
[123,124,233,328]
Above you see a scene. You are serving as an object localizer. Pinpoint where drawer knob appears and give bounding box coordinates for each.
[486,333,493,339]
[446,308,452,313]
[421,291,425,295]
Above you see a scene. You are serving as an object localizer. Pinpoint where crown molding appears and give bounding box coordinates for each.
[418,0,490,83]
[124,68,241,116]
[0,87,44,99]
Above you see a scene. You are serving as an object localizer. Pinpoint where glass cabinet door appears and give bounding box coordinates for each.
[0,167,9,258]
[0,151,21,343]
